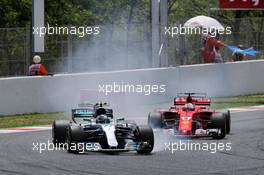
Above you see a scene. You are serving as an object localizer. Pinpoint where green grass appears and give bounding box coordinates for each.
[0,94,264,129]
[0,112,70,129]
[212,94,264,109]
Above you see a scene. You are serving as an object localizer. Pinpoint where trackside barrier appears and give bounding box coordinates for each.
[0,60,264,115]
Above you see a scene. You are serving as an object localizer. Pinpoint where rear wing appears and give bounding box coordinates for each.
[174,93,211,106]
[176,93,207,98]
[72,108,96,120]
[72,105,113,119]
[78,102,110,108]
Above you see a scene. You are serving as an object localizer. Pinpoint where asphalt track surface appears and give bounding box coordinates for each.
[0,110,264,175]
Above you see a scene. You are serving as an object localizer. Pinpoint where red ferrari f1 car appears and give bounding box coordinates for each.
[148,93,230,139]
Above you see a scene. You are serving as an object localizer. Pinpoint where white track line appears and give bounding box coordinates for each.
[0,126,51,134]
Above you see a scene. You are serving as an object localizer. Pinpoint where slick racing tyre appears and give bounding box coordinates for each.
[136,126,154,154]
[211,113,226,139]
[148,112,162,129]
[66,125,84,154]
[52,120,70,145]
[224,110,231,134]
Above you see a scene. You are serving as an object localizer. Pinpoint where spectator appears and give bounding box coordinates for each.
[201,32,225,63]
[28,55,47,76]
[230,44,245,62]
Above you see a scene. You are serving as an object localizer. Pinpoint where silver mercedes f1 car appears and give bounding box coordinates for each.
[52,102,154,154]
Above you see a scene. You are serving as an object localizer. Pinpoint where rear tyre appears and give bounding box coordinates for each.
[52,120,69,145]
[148,112,162,129]
[211,113,226,139]
[224,110,231,134]
[136,126,154,154]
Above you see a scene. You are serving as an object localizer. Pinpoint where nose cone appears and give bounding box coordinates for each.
[179,118,192,132]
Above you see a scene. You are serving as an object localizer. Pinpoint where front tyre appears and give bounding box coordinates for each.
[224,110,231,134]
[211,113,226,140]
[66,125,84,154]
[148,112,162,129]
[136,126,154,154]
[52,120,69,145]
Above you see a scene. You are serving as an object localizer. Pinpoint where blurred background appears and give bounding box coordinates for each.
[0,0,263,77]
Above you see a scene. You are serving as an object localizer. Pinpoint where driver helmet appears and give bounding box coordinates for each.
[96,114,110,124]
[184,103,195,111]
[33,55,41,64]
